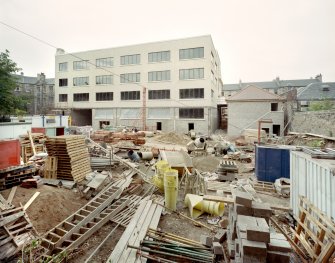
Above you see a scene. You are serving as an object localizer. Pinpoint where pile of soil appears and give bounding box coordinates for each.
[192,155,221,172]
[155,132,190,145]
[2,185,87,234]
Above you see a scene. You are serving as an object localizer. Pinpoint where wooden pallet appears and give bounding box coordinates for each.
[44,156,58,179]
[45,135,91,182]
[292,195,335,262]
[0,206,37,261]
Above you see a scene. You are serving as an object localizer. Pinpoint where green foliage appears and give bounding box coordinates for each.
[0,50,21,115]
[308,99,334,111]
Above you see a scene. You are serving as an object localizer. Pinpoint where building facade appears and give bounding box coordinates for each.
[15,73,55,115]
[226,85,285,137]
[54,35,222,134]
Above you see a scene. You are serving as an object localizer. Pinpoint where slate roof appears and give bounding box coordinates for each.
[46,78,55,85]
[297,82,335,101]
[223,78,320,91]
[226,84,285,101]
[13,74,37,84]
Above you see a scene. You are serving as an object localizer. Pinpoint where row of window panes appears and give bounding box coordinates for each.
[58,47,208,72]
[148,70,170,82]
[59,68,204,87]
[59,88,204,102]
[120,54,140,65]
[179,47,204,60]
[179,68,204,80]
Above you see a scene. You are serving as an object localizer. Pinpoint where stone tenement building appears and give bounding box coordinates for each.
[14,73,55,115]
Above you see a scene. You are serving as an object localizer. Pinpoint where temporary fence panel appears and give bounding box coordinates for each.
[290,150,335,219]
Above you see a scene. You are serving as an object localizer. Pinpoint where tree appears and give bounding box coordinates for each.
[0,50,31,117]
[0,50,20,115]
[309,99,334,111]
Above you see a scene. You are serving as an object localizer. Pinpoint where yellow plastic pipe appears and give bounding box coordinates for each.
[164,169,178,211]
[185,194,225,219]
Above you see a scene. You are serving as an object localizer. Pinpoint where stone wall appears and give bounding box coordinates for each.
[291,110,335,137]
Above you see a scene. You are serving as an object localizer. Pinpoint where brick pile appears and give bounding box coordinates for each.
[227,190,292,263]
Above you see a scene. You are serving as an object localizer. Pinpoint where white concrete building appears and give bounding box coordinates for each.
[54,35,222,134]
[226,85,285,137]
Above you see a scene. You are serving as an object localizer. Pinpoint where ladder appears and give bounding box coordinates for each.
[38,183,125,258]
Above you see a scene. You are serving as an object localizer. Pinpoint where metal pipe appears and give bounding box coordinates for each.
[136,252,176,263]
[141,243,213,260]
[127,245,212,263]
[148,228,208,246]
[142,240,211,251]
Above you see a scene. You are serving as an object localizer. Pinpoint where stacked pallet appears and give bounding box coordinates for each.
[0,165,36,190]
[227,190,292,262]
[45,135,91,182]
[19,133,47,163]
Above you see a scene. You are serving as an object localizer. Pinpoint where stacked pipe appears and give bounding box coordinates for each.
[130,228,214,263]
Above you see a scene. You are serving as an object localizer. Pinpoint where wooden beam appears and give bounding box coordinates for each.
[23,192,40,210]
[7,186,17,204]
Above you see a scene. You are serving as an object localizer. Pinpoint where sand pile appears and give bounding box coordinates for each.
[155,132,190,145]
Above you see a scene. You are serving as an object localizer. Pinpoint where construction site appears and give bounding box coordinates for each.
[0,126,334,263]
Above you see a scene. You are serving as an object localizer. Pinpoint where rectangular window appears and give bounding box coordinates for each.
[73,77,89,86]
[179,88,204,99]
[179,108,204,119]
[59,62,68,71]
[96,57,113,67]
[59,94,68,102]
[73,93,89,102]
[148,70,170,82]
[73,60,89,70]
[148,89,170,100]
[179,47,204,60]
[148,51,170,62]
[120,54,140,65]
[179,68,204,80]
[96,92,113,101]
[59,78,68,87]
[120,73,140,83]
[211,52,214,64]
[96,75,113,85]
[271,103,278,111]
[120,91,140,100]
[211,70,214,82]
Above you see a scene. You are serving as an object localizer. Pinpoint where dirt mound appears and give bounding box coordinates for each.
[192,155,221,172]
[2,185,87,234]
[155,132,190,145]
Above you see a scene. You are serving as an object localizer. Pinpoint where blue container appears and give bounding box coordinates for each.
[255,145,290,182]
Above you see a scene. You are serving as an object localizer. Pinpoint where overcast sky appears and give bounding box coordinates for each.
[1,0,334,83]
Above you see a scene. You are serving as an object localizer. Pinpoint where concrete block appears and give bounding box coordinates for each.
[241,239,267,258]
[237,215,257,233]
[243,255,266,263]
[246,225,270,243]
[212,242,223,255]
[214,229,227,243]
[218,173,235,181]
[235,204,253,216]
[252,202,272,218]
[200,235,213,247]
[267,251,290,263]
[270,232,287,240]
[268,239,292,253]
[234,191,253,207]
